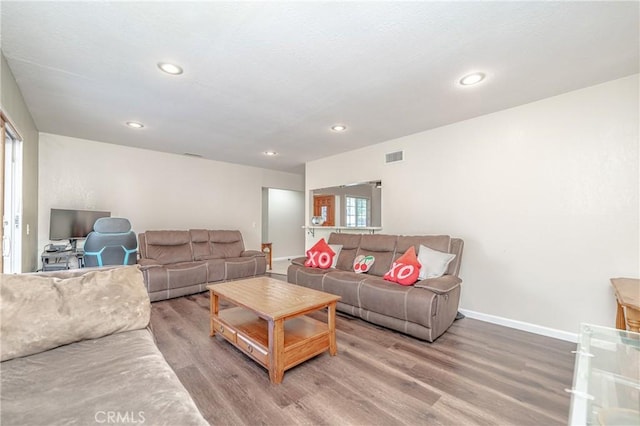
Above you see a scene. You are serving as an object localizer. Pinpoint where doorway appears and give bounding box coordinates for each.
[1,115,23,273]
[261,188,305,263]
[313,195,335,226]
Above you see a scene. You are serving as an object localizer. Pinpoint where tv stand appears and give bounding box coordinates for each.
[41,249,75,271]
[41,240,84,271]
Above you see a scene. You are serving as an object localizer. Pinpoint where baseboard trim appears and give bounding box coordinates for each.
[459,309,578,343]
[272,256,303,262]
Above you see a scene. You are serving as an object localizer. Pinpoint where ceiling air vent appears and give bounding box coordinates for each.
[385,150,404,164]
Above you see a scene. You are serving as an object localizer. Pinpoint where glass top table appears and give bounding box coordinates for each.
[567,324,640,425]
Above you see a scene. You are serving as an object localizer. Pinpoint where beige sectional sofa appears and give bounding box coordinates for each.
[288,232,464,342]
[138,229,266,301]
[0,266,208,426]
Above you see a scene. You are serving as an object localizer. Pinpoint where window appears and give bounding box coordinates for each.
[345,196,368,227]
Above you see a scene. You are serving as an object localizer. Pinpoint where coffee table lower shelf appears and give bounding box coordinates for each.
[211,307,331,381]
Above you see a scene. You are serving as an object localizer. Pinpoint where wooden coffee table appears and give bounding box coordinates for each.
[207,277,341,384]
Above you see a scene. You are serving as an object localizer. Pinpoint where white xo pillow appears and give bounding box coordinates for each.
[417,244,456,280]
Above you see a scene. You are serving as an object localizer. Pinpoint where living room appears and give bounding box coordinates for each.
[1,2,639,425]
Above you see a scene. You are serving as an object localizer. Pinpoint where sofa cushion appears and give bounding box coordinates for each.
[209,230,245,258]
[144,231,193,264]
[0,266,150,362]
[190,229,211,260]
[305,238,335,269]
[0,329,208,426]
[322,271,367,307]
[288,264,331,292]
[205,258,226,282]
[383,246,420,286]
[358,277,437,327]
[328,233,361,271]
[417,244,457,280]
[359,234,397,252]
[224,257,262,280]
[144,230,191,245]
[143,261,208,293]
[395,235,451,258]
[354,234,397,277]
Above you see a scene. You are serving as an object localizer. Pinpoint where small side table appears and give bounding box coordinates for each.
[41,250,74,271]
[610,277,640,332]
[261,243,272,270]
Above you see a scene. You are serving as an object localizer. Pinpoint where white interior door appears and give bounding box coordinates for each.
[3,123,22,274]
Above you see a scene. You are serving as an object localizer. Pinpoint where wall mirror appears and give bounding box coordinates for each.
[310,181,382,227]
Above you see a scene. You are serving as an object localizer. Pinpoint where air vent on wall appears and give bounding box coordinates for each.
[385,150,404,164]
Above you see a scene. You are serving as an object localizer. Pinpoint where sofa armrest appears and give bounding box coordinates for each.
[414,275,462,294]
[137,258,163,269]
[241,250,266,258]
[291,256,307,267]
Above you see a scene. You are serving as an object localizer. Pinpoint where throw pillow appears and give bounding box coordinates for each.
[304,238,336,269]
[383,246,421,286]
[353,255,375,273]
[417,244,456,280]
[0,266,150,362]
[328,244,343,268]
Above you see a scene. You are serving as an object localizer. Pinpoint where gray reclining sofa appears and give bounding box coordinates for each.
[288,233,464,342]
[138,229,266,301]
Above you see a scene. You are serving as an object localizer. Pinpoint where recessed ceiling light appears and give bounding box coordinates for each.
[263,151,278,156]
[157,62,184,75]
[331,125,347,132]
[125,121,144,129]
[459,72,486,86]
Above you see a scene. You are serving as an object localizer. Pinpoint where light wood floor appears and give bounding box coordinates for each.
[150,280,576,426]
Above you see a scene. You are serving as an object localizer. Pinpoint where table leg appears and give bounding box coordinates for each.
[328,302,337,356]
[210,291,219,337]
[625,306,640,333]
[268,318,285,384]
[616,300,626,330]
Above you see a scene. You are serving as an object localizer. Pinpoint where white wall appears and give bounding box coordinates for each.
[38,133,304,265]
[305,74,639,337]
[266,188,305,259]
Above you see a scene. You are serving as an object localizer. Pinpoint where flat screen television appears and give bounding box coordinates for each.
[49,208,111,241]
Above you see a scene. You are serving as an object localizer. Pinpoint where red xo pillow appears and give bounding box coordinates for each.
[383,246,421,285]
[304,238,336,269]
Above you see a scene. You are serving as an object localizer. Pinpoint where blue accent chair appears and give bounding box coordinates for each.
[83,218,138,267]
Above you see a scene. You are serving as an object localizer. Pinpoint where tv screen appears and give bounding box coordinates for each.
[49,209,111,240]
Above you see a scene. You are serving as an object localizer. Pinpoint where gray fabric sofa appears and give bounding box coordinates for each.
[288,233,464,342]
[0,266,208,426]
[138,229,266,301]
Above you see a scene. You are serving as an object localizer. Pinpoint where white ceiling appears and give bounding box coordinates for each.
[1,2,638,174]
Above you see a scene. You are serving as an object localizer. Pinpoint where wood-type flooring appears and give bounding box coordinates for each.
[150,280,576,426]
